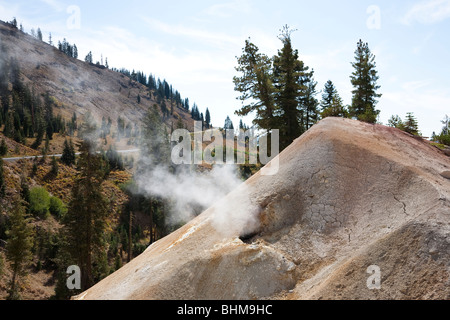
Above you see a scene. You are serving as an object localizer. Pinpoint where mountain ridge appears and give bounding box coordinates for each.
[0,19,195,132]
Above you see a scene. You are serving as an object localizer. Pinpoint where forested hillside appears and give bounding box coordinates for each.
[0,18,214,300]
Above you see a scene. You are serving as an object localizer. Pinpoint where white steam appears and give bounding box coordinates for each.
[135,163,261,237]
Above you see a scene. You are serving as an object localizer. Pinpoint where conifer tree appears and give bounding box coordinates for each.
[20,173,30,207]
[403,112,419,136]
[37,28,43,41]
[234,26,318,150]
[301,73,319,130]
[321,94,348,119]
[224,116,234,130]
[387,115,404,130]
[61,139,76,166]
[62,118,109,290]
[321,80,337,112]
[349,40,381,123]
[205,108,211,129]
[84,51,93,64]
[51,156,59,176]
[234,39,276,132]
[138,105,171,170]
[272,25,307,148]
[320,81,348,119]
[6,198,34,300]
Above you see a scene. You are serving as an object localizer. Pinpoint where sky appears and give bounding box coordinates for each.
[0,0,449,137]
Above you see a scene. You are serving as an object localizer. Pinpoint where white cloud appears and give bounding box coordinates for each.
[140,16,242,49]
[402,0,450,25]
[203,0,252,18]
[380,84,450,136]
[0,2,20,21]
[39,0,65,12]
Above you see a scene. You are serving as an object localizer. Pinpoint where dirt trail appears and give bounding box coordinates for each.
[75,118,450,300]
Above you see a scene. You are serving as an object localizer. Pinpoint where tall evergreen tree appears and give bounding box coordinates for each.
[387,115,404,130]
[320,81,348,119]
[51,156,59,176]
[234,39,276,132]
[84,51,93,64]
[349,39,381,123]
[205,108,211,129]
[321,94,348,119]
[62,118,109,291]
[301,73,319,130]
[5,198,34,300]
[403,112,419,135]
[37,28,43,41]
[234,26,317,150]
[272,25,307,148]
[321,80,338,112]
[138,105,171,170]
[224,116,234,130]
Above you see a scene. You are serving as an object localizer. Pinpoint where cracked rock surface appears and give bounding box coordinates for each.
[74,118,450,300]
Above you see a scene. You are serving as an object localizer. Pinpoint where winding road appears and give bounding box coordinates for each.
[2,148,140,162]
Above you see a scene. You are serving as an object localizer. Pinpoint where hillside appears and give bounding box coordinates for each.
[75,117,450,300]
[0,20,194,131]
[0,19,197,300]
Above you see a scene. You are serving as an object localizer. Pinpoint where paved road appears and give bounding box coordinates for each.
[2,148,140,162]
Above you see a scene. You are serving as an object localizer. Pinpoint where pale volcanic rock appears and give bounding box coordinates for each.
[75,118,450,300]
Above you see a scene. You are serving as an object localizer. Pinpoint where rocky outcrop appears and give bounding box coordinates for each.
[74,118,450,300]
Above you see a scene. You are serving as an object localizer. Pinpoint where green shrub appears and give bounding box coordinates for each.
[437,133,450,146]
[49,196,67,219]
[29,187,51,218]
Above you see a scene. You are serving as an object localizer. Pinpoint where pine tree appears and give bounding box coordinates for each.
[349,39,381,123]
[205,108,211,129]
[403,112,419,135]
[320,81,348,119]
[20,173,30,207]
[224,116,234,130]
[62,119,109,290]
[73,44,78,59]
[138,105,171,170]
[321,94,348,119]
[5,198,34,300]
[234,39,276,132]
[234,26,316,150]
[321,80,337,112]
[272,25,306,148]
[10,18,17,28]
[301,73,319,130]
[387,115,404,129]
[51,156,59,176]
[85,51,93,64]
[61,139,76,166]
[37,28,43,41]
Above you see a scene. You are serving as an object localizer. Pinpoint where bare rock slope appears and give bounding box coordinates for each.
[0,21,193,129]
[76,118,450,300]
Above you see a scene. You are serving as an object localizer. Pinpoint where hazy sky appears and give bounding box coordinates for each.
[1,0,449,136]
